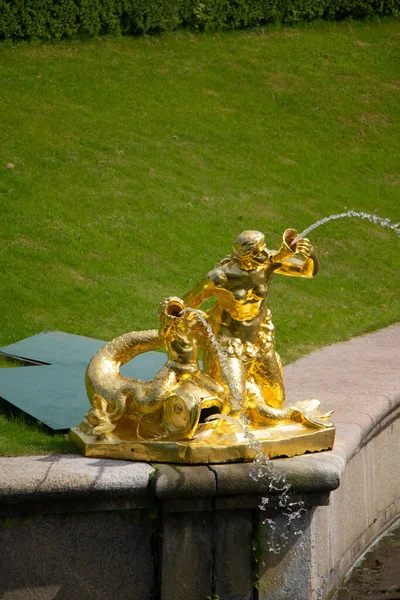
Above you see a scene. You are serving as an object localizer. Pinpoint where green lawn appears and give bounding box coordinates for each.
[1,19,399,455]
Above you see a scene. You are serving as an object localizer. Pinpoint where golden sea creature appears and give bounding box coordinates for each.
[70,229,334,463]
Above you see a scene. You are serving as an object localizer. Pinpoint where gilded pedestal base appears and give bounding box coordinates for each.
[69,424,335,464]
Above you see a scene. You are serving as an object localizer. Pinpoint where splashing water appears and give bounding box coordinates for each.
[294,210,400,244]
[182,307,306,553]
[207,411,306,552]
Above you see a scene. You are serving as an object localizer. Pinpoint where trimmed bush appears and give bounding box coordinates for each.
[0,0,398,41]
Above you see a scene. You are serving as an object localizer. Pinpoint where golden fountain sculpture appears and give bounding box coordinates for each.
[70,229,335,463]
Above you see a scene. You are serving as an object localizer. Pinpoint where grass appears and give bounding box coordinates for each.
[0,412,71,456]
[0,19,399,455]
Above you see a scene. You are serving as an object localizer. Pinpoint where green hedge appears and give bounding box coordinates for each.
[0,0,398,40]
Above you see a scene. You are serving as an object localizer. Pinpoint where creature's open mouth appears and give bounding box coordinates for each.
[199,405,221,423]
[165,299,184,318]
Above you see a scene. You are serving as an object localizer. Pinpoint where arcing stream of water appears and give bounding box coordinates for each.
[294,210,400,243]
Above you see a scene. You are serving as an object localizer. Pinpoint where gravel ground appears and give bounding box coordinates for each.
[331,521,400,600]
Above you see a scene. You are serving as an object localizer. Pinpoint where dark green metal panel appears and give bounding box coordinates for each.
[0,364,89,431]
[0,331,167,432]
[1,331,108,365]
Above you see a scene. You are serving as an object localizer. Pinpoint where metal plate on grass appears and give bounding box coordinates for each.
[0,331,108,365]
[0,331,167,432]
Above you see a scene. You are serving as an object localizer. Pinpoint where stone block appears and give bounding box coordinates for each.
[214,509,254,600]
[210,455,340,499]
[215,494,263,511]
[152,464,216,499]
[0,455,155,505]
[161,510,213,600]
[258,507,313,600]
[0,494,155,518]
[162,497,213,513]
[0,510,155,600]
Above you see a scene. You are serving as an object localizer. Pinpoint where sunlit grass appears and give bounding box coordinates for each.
[0,19,399,455]
[0,412,71,456]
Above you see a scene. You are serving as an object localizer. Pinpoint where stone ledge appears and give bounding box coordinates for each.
[0,450,342,507]
[284,324,400,467]
[209,453,341,496]
[151,464,216,499]
[0,454,155,505]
